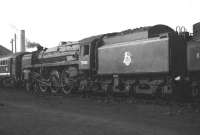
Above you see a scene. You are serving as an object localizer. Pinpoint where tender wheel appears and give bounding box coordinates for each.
[60,69,73,95]
[101,83,112,96]
[192,86,199,97]
[50,70,60,94]
[91,82,100,92]
[129,84,135,97]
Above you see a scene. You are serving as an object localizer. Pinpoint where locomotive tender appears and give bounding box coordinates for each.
[1,22,200,98]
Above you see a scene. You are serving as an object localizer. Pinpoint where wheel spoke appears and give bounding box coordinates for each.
[61,70,73,95]
[50,70,60,94]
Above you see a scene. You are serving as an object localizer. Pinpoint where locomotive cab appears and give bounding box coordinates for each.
[79,44,90,70]
[79,35,102,73]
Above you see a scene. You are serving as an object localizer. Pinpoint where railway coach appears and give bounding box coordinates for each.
[0,52,28,87]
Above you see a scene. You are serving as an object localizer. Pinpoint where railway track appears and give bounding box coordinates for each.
[19,85,200,110]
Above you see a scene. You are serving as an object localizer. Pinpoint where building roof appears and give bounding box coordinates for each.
[0,45,12,57]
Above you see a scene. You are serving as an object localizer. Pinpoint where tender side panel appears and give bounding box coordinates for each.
[98,37,169,75]
[187,41,200,71]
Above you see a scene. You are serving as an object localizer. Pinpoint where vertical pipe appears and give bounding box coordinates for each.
[14,33,16,53]
[20,30,25,52]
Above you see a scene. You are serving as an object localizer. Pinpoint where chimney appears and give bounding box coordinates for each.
[20,30,25,52]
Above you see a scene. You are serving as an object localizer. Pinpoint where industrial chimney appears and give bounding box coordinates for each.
[20,30,25,52]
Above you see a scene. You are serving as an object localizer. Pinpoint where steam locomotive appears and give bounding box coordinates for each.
[1,22,200,99]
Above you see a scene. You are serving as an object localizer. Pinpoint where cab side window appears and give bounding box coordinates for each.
[83,45,89,56]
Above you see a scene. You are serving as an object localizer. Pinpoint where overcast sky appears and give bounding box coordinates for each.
[0,0,199,51]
